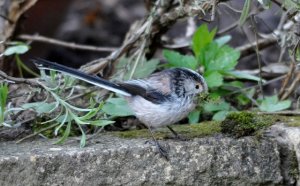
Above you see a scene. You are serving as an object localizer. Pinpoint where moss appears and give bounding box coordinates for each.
[220,112,277,137]
[286,116,300,127]
[112,121,221,139]
[289,150,299,180]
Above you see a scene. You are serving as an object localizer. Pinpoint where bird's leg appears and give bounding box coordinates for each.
[167,126,187,141]
[147,127,168,160]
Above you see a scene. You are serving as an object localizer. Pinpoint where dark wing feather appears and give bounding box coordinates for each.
[118,82,171,104]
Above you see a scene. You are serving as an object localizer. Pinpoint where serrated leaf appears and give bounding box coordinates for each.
[188,110,200,124]
[102,97,134,116]
[192,24,216,58]
[204,71,223,88]
[163,50,197,69]
[207,45,240,72]
[239,0,251,25]
[259,95,291,112]
[4,45,30,56]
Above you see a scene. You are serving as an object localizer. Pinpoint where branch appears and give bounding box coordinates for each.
[80,0,218,74]
[0,70,40,87]
[236,36,278,58]
[18,34,117,52]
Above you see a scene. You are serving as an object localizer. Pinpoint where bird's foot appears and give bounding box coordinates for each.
[145,140,169,160]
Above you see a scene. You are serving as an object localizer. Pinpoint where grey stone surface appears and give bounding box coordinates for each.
[0,124,299,186]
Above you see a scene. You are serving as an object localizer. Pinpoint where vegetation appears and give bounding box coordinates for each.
[0,0,299,147]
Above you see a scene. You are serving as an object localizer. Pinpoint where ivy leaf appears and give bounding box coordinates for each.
[259,95,291,112]
[163,50,198,70]
[204,71,223,88]
[102,97,134,116]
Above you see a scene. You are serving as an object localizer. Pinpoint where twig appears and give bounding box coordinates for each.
[16,122,59,143]
[250,16,264,97]
[279,62,295,98]
[18,34,117,52]
[281,72,300,100]
[230,74,286,95]
[0,70,40,87]
[80,0,217,74]
[236,35,278,58]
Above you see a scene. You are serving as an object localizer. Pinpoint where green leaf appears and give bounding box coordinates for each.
[224,81,244,88]
[204,101,230,112]
[90,120,115,126]
[78,103,103,120]
[78,124,86,148]
[102,97,134,116]
[239,0,251,25]
[131,59,160,79]
[117,57,160,80]
[4,44,30,56]
[21,102,58,114]
[55,120,71,144]
[259,95,291,112]
[282,0,300,10]
[215,35,231,47]
[204,71,223,88]
[192,24,216,58]
[163,50,198,69]
[188,110,200,124]
[205,45,240,72]
[225,71,265,82]
[80,133,86,148]
[0,83,8,123]
[213,110,229,121]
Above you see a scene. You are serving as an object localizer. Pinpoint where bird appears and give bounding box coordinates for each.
[33,58,208,159]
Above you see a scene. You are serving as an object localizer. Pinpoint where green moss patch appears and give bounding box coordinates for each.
[220,112,277,137]
[112,121,221,139]
[285,116,300,127]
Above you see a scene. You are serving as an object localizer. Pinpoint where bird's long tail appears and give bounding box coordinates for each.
[32,58,131,96]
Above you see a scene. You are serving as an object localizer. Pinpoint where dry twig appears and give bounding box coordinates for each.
[18,34,117,52]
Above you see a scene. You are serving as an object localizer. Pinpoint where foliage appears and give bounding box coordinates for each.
[0,83,8,125]
[258,95,291,112]
[3,42,38,77]
[163,24,273,122]
[21,70,115,147]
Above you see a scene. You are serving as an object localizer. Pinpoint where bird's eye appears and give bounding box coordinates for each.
[195,84,200,89]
